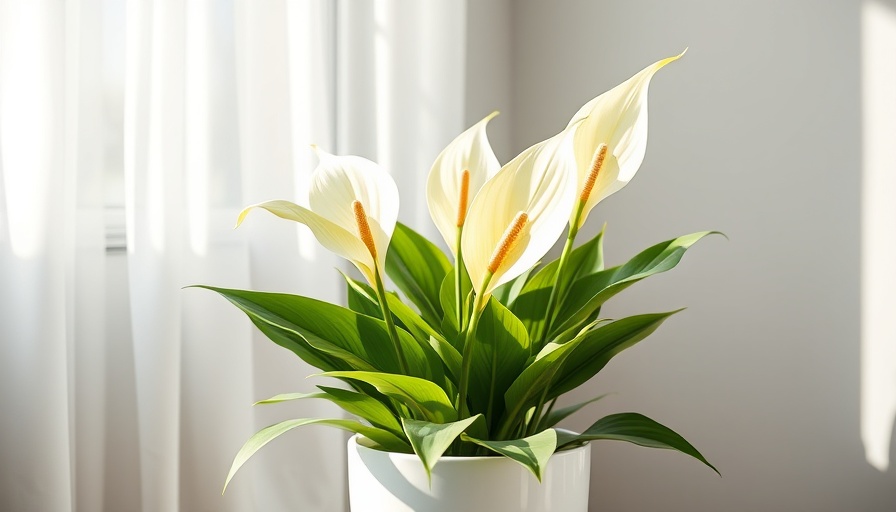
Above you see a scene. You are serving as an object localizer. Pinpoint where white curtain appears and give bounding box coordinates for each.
[0,1,467,510]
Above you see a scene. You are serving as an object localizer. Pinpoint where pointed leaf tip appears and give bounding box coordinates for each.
[402,415,484,483]
[464,428,558,481]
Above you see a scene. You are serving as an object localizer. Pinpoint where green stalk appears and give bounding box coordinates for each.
[539,201,586,348]
[373,267,410,375]
[456,276,490,419]
[454,228,466,330]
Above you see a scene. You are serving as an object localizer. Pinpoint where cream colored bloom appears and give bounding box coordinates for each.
[568,50,686,228]
[236,148,399,285]
[461,129,578,298]
[426,112,501,256]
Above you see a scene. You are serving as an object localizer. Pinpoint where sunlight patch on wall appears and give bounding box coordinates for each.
[861,0,896,473]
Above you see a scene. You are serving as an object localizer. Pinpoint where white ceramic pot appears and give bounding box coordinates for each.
[346,434,591,512]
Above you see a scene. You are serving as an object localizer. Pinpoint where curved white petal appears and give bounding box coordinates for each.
[237,199,377,283]
[462,130,577,297]
[568,50,685,227]
[307,147,400,270]
[426,111,501,256]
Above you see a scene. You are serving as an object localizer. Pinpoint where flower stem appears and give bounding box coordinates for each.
[456,277,490,418]
[374,267,410,375]
[539,202,585,349]
[524,202,587,436]
[454,227,466,330]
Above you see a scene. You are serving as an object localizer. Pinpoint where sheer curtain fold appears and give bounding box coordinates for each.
[0,1,468,510]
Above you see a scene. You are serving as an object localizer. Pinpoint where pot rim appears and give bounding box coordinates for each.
[349,428,589,462]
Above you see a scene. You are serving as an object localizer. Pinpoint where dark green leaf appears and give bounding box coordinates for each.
[555,231,720,334]
[548,311,679,399]
[557,412,719,475]
[197,286,434,381]
[343,272,384,319]
[511,229,605,342]
[501,312,676,435]
[467,297,530,432]
[340,274,456,387]
[246,316,339,371]
[492,265,538,307]
[386,222,452,326]
[439,268,472,343]
[538,393,612,430]
[254,386,404,436]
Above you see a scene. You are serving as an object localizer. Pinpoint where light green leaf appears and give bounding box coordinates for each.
[402,415,484,480]
[556,413,719,475]
[538,393,612,430]
[322,371,458,423]
[254,391,326,405]
[385,222,452,327]
[463,428,558,481]
[224,418,410,492]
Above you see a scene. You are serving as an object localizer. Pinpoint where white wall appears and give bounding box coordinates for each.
[463,0,896,510]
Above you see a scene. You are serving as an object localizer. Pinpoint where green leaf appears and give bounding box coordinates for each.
[386,222,452,327]
[500,338,587,436]
[501,312,676,434]
[492,265,537,307]
[467,297,530,432]
[197,287,434,381]
[462,428,558,481]
[538,393,612,430]
[254,391,326,405]
[246,316,339,371]
[343,272,384,319]
[401,415,484,480]
[439,268,472,343]
[548,311,679,399]
[556,413,719,475]
[511,229,605,342]
[255,386,404,435]
[224,418,411,492]
[555,231,720,335]
[321,371,458,423]
[341,274,457,387]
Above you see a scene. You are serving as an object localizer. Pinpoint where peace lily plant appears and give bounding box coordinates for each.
[198,50,720,491]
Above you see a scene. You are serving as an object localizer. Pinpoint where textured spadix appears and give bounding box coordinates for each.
[568,50,685,228]
[462,130,577,297]
[426,112,501,255]
[237,148,399,284]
